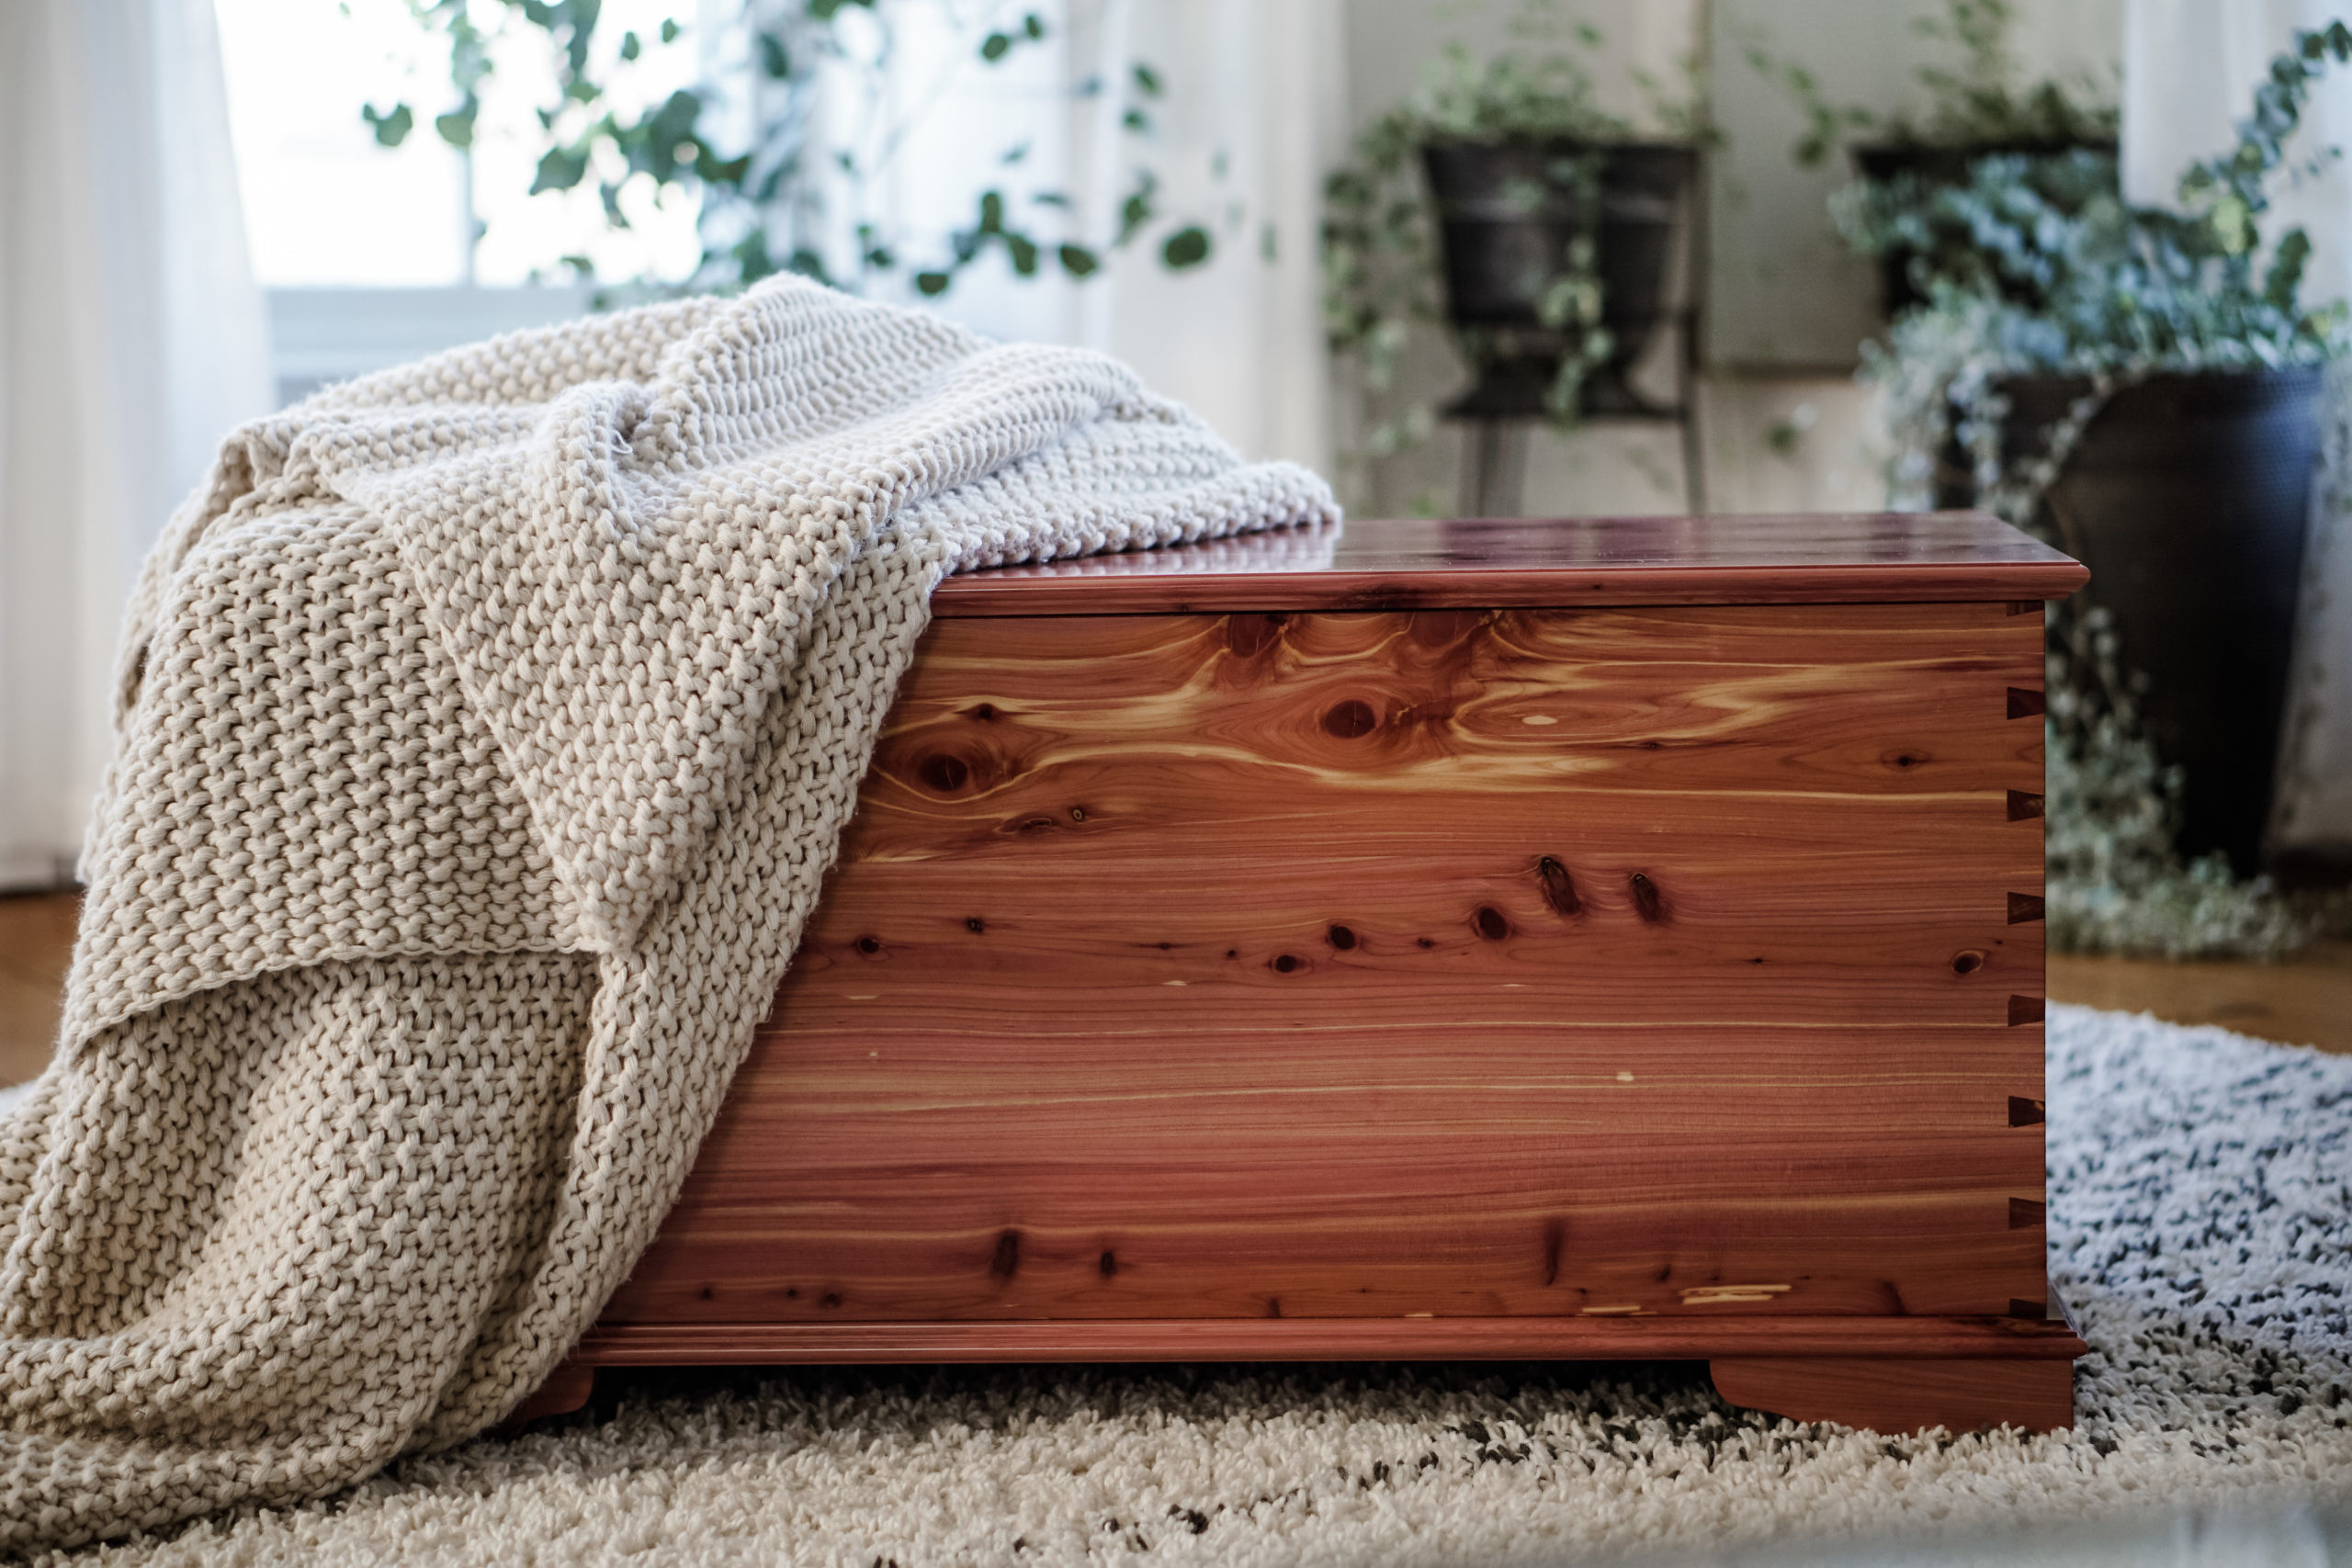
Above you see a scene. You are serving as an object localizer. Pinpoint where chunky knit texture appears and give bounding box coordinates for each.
[0,278,1336,1551]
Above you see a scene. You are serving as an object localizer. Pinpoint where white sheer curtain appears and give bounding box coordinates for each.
[0,0,275,890]
[851,0,1343,471]
[2123,0,2352,858]
[1086,0,1343,472]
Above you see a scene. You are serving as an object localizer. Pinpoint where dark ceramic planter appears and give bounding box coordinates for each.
[1935,367,2324,874]
[1420,140,1695,417]
[1850,141,2115,317]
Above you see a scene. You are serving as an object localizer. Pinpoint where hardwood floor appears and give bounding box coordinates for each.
[2047,939,2352,1057]
[0,891,78,1087]
[2,890,2347,1088]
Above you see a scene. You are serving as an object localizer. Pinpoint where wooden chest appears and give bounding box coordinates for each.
[539,513,2091,1435]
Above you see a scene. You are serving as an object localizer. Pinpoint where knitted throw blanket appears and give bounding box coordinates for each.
[0,279,1336,1551]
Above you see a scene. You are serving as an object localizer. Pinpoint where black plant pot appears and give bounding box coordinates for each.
[1934,368,2324,874]
[1850,141,2115,317]
[1421,140,1695,418]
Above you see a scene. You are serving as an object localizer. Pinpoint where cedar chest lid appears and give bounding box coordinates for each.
[933,512,2086,617]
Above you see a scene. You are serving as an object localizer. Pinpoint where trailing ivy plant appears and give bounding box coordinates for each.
[1865,23,2352,958]
[1321,3,1704,479]
[356,0,1214,299]
[1746,0,2118,170]
[1747,0,2120,315]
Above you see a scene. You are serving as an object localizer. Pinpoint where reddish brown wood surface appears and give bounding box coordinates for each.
[933,514,2088,616]
[569,1316,2086,1366]
[601,602,2052,1333]
[502,1361,596,1427]
[1710,1356,2075,1433]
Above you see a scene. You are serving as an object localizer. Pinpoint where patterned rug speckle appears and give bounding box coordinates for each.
[42,1005,2352,1566]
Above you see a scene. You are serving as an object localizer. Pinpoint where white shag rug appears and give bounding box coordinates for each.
[29,1002,2352,1566]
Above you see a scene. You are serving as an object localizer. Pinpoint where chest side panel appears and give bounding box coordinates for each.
[605,602,2050,1325]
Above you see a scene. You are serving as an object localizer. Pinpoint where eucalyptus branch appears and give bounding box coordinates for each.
[2177,21,2352,257]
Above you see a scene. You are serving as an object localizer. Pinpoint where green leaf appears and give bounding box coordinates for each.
[1124,108,1149,133]
[434,107,475,149]
[652,88,700,139]
[696,147,751,186]
[560,0,600,80]
[915,270,953,296]
[2210,193,2254,254]
[618,29,639,61]
[1117,170,1158,243]
[1161,224,1211,269]
[729,231,773,282]
[1005,232,1040,275]
[361,102,414,148]
[1133,62,1162,96]
[1023,13,1045,39]
[1057,243,1099,277]
[759,31,791,78]
[530,145,589,194]
[980,31,1012,62]
[660,17,680,42]
[2264,227,2312,309]
[978,189,1005,232]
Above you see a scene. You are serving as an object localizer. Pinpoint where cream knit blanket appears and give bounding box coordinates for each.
[0,279,1335,1551]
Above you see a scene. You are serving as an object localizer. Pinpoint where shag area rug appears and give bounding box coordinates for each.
[26,1001,2352,1566]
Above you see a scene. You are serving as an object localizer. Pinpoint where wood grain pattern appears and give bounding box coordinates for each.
[1710,1357,2075,1433]
[601,602,2052,1333]
[570,1316,2088,1365]
[933,514,2089,616]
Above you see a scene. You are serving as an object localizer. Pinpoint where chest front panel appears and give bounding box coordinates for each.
[603,600,2050,1327]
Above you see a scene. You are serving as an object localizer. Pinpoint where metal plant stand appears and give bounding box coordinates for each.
[1425,141,1709,518]
[1449,303,1705,518]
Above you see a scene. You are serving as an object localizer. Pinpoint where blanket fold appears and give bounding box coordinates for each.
[0,279,1336,1551]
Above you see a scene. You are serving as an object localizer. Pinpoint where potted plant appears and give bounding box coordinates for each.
[1869,23,2352,952]
[1324,11,1705,478]
[1750,0,2119,317]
